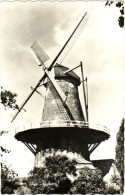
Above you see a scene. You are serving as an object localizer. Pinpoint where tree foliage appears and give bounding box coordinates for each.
[105,163,121,194]
[14,185,31,194]
[1,163,19,194]
[1,87,19,194]
[115,118,124,192]
[105,1,124,28]
[24,155,109,194]
[70,167,106,194]
[1,87,19,110]
[26,155,77,194]
[1,132,19,194]
[105,185,121,194]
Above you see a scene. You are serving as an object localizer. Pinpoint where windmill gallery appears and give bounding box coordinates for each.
[12,12,112,177]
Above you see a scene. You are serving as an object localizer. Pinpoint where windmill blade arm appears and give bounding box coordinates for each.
[11,68,66,123]
[48,12,87,71]
[11,74,46,123]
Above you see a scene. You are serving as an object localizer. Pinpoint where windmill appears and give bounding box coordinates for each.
[12,12,111,173]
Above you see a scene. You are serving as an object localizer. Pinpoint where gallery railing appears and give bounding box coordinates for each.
[15,120,110,135]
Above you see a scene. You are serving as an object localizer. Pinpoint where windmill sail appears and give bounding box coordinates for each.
[31,41,49,65]
[48,12,88,70]
[57,13,88,64]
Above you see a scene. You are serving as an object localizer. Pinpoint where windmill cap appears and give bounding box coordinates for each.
[53,63,80,86]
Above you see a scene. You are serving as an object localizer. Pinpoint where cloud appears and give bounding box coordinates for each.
[0,1,83,91]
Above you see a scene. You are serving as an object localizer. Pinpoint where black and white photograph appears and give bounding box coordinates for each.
[0,0,124,194]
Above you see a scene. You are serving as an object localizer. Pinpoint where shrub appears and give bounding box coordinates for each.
[70,167,106,194]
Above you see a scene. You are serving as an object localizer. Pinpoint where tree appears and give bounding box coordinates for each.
[1,139,19,194]
[1,87,19,110]
[1,163,19,194]
[1,131,10,156]
[70,167,106,194]
[1,87,19,194]
[105,163,121,194]
[115,118,124,193]
[105,1,124,28]
[25,154,110,194]
[14,185,31,194]
[26,155,77,194]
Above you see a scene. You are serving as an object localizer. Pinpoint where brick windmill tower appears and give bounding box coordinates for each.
[12,12,111,174]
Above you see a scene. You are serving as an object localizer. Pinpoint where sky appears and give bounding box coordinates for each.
[0,1,124,177]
